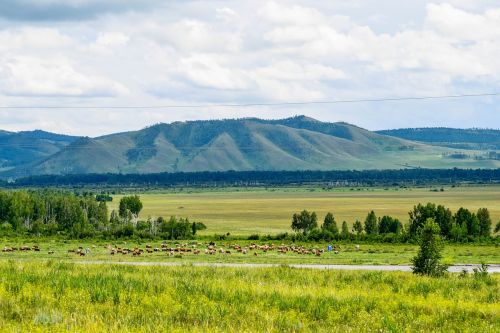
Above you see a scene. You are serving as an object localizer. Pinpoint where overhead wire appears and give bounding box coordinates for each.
[0,92,499,109]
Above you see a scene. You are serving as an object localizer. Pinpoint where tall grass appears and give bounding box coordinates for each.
[0,261,498,332]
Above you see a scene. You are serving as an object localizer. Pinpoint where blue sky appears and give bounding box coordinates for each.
[0,0,499,136]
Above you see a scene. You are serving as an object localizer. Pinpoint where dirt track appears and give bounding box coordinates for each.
[77,261,500,273]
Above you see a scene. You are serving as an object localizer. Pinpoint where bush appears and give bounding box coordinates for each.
[307,229,334,242]
[411,219,448,277]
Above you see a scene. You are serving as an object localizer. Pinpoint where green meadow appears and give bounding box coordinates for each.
[110,186,500,235]
[0,262,498,332]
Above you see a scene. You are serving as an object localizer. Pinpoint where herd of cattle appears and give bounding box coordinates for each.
[2,243,353,257]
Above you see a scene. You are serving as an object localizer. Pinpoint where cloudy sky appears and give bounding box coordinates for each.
[0,0,499,136]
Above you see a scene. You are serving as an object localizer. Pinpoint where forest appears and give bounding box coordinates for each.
[4,168,500,188]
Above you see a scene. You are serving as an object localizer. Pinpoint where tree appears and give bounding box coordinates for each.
[379,216,402,234]
[291,210,318,233]
[340,221,350,239]
[159,216,192,240]
[95,193,113,202]
[96,201,108,228]
[191,222,207,235]
[449,222,465,242]
[118,195,143,220]
[476,208,491,237]
[409,203,454,238]
[411,218,448,277]
[109,210,120,226]
[408,203,436,236]
[435,205,453,238]
[469,214,481,237]
[454,207,475,236]
[321,212,338,235]
[364,211,378,235]
[352,220,363,235]
[495,221,500,234]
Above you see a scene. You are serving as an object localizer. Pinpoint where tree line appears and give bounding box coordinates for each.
[0,191,205,239]
[290,203,497,242]
[6,168,500,188]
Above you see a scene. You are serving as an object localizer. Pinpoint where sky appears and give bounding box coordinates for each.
[0,0,499,136]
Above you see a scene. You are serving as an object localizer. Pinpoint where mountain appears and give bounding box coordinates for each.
[1,117,499,178]
[377,128,500,150]
[0,130,79,173]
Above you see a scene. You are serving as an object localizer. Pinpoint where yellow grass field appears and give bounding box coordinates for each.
[1,262,499,332]
[110,186,500,235]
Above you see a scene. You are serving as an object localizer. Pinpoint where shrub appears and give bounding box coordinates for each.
[411,219,448,277]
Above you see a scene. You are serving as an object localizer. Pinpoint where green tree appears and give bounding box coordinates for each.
[435,205,453,238]
[291,210,318,233]
[191,222,207,236]
[469,214,481,237]
[340,221,350,239]
[364,211,378,235]
[450,221,468,242]
[159,216,192,240]
[476,208,491,237]
[321,212,338,235]
[119,195,143,222]
[408,203,454,238]
[96,201,109,229]
[454,207,475,236]
[411,219,448,277]
[379,216,402,234]
[408,203,436,236]
[109,210,120,226]
[352,220,363,235]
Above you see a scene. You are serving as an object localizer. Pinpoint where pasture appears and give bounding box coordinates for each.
[1,240,499,265]
[0,261,498,332]
[109,186,500,235]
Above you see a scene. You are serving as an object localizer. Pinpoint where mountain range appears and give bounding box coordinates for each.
[1,116,499,178]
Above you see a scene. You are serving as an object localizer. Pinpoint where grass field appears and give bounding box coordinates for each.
[0,261,498,332]
[109,186,500,235]
[1,240,499,265]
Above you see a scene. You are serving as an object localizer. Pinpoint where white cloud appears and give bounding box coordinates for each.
[0,56,128,97]
[1,1,499,135]
[0,27,72,51]
[259,1,325,25]
[95,32,129,46]
[254,61,346,81]
[426,3,500,41]
[178,54,251,90]
[216,7,237,21]
[146,19,242,53]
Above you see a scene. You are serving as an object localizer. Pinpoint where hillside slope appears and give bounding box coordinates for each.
[377,128,500,150]
[1,117,499,178]
[0,130,78,173]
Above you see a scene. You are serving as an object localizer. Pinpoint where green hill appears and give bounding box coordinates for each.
[1,117,499,178]
[377,127,500,150]
[0,130,78,173]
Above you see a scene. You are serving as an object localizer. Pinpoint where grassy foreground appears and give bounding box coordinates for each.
[110,186,500,235]
[0,262,498,332]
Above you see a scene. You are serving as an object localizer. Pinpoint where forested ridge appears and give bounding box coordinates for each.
[4,168,499,188]
[377,127,500,149]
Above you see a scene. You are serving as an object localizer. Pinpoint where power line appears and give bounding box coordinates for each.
[0,92,499,109]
